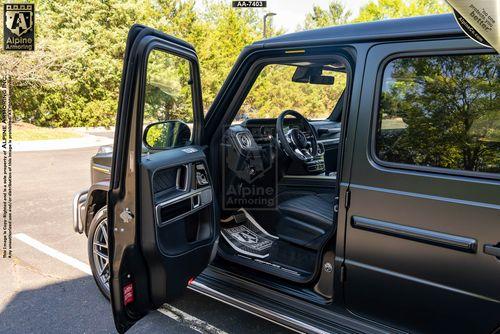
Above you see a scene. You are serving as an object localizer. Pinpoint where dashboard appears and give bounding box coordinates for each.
[245,118,308,145]
[248,125,275,144]
[226,117,341,175]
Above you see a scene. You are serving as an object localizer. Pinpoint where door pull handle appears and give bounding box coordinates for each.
[484,244,500,259]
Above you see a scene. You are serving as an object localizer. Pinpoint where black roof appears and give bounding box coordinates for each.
[255,14,464,47]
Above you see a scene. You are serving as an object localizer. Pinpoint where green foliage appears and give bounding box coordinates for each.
[195,3,261,110]
[355,0,450,22]
[8,0,453,127]
[144,121,191,149]
[303,1,352,29]
[145,50,193,123]
[10,0,261,126]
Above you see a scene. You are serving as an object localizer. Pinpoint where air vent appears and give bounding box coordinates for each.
[317,142,325,155]
[236,132,252,149]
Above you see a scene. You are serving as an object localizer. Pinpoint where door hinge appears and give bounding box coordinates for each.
[344,189,351,209]
[340,264,346,283]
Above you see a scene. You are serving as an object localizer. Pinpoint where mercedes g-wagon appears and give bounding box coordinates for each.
[73,14,500,334]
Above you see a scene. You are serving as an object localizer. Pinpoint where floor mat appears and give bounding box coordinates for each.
[220,209,278,259]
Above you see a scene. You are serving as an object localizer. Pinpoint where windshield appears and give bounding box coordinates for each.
[234,63,346,123]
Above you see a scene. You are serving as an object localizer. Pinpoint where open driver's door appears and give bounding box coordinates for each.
[108,25,218,333]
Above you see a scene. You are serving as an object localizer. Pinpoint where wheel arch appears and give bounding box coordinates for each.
[84,181,110,236]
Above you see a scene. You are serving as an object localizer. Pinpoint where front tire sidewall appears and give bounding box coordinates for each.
[88,207,110,300]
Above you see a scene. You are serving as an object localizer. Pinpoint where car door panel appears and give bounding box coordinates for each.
[108,25,216,333]
[344,39,500,333]
[139,147,216,307]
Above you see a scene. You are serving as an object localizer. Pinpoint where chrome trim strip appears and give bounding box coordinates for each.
[155,187,211,210]
[318,138,339,145]
[352,216,477,253]
[189,281,329,334]
[155,187,213,227]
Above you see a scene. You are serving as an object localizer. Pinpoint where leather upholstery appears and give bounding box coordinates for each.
[277,194,336,250]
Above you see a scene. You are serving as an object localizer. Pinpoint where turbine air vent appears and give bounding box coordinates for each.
[237,132,252,149]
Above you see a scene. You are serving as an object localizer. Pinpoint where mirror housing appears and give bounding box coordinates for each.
[143,120,191,150]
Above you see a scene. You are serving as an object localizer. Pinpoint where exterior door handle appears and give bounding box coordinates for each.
[484,244,500,259]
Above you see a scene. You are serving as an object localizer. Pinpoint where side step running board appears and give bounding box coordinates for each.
[189,267,405,334]
[189,281,321,334]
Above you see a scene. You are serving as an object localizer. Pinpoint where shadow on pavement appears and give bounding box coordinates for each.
[0,276,116,334]
[0,276,187,334]
[0,276,290,334]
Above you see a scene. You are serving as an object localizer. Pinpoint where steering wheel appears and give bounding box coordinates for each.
[276,109,318,162]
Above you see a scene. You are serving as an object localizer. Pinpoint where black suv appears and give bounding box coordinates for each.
[73,14,500,334]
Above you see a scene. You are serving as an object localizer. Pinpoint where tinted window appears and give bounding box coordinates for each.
[376,54,499,174]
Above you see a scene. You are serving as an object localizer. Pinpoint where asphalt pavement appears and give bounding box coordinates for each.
[0,147,291,334]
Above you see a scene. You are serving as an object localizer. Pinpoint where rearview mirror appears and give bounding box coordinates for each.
[292,66,334,85]
[143,120,191,150]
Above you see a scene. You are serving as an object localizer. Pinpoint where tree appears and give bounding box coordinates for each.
[238,64,347,120]
[11,0,200,127]
[9,0,262,127]
[0,38,85,124]
[355,0,450,22]
[303,1,351,30]
[6,0,455,128]
[195,3,261,110]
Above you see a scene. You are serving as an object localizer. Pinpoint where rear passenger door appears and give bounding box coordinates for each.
[344,39,500,333]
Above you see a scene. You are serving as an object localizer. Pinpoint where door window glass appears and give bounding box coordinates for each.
[376,53,499,174]
[143,49,194,150]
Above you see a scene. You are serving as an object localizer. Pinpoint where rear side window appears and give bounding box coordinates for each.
[375,53,499,175]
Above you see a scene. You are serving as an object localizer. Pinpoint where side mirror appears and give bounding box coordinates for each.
[143,120,191,150]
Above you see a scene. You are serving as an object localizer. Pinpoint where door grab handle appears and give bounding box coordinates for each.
[484,244,500,258]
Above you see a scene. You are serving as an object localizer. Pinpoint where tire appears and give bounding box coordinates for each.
[87,206,110,300]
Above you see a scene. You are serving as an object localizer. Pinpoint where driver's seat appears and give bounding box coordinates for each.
[277,194,336,250]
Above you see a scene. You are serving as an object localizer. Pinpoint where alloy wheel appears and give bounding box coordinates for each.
[92,218,110,292]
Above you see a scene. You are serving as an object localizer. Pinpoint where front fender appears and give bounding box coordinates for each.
[75,181,110,235]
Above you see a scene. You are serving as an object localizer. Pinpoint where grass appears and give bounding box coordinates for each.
[11,123,82,141]
[381,117,407,130]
